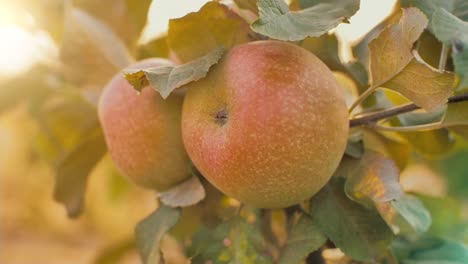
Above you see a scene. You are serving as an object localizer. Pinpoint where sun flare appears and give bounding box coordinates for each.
[0,25,38,77]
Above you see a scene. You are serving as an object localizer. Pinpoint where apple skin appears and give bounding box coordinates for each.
[181,40,349,208]
[98,58,191,191]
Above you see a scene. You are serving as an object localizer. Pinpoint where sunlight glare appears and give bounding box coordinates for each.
[0,25,38,77]
[140,0,211,43]
[335,0,397,62]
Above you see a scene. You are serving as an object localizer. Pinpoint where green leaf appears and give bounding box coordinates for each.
[168,2,251,63]
[393,236,468,264]
[453,42,468,90]
[60,7,133,89]
[251,0,360,41]
[189,216,273,264]
[377,195,431,235]
[309,179,393,261]
[431,8,468,90]
[400,0,468,22]
[344,134,364,158]
[382,56,455,111]
[392,195,431,234]
[431,9,468,44]
[157,174,206,207]
[368,8,428,87]
[277,214,327,264]
[344,150,403,207]
[135,205,181,264]
[124,47,224,99]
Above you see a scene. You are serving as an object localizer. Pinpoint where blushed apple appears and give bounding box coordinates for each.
[181,40,349,208]
[98,58,191,191]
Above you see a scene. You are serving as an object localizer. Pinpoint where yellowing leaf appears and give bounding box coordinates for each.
[124,47,224,99]
[234,0,259,13]
[53,128,106,217]
[389,109,455,158]
[168,2,251,63]
[137,36,170,60]
[431,8,468,90]
[345,150,403,207]
[382,56,456,111]
[73,0,152,50]
[369,8,428,87]
[60,7,133,89]
[158,174,206,208]
[443,101,468,126]
[361,128,410,170]
[442,101,468,139]
[251,0,360,41]
[34,94,106,217]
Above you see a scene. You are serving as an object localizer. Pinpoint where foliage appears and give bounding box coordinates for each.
[2,0,468,263]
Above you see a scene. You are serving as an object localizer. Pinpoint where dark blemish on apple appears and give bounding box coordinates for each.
[215,108,228,125]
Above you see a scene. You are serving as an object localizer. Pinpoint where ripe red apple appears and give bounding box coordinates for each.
[98,58,191,191]
[181,40,349,208]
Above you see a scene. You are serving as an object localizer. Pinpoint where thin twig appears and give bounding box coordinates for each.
[438,44,450,71]
[349,93,468,128]
[348,85,379,114]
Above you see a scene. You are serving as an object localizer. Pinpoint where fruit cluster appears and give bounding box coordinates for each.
[98,40,349,208]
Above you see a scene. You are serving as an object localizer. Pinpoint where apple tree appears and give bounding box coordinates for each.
[2,0,468,263]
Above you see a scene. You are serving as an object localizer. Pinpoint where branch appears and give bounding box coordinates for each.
[349,93,468,128]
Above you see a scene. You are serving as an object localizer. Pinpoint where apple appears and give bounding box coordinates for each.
[181,40,349,208]
[98,58,191,191]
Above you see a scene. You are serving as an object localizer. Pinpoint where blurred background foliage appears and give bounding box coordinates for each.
[0,0,467,263]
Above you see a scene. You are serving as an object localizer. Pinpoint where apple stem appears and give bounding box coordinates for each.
[349,93,468,128]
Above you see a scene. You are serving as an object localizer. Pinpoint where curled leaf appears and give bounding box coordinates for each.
[368,7,428,87]
[168,2,251,63]
[124,47,224,99]
[251,0,360,41]
[382,54,456,111]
